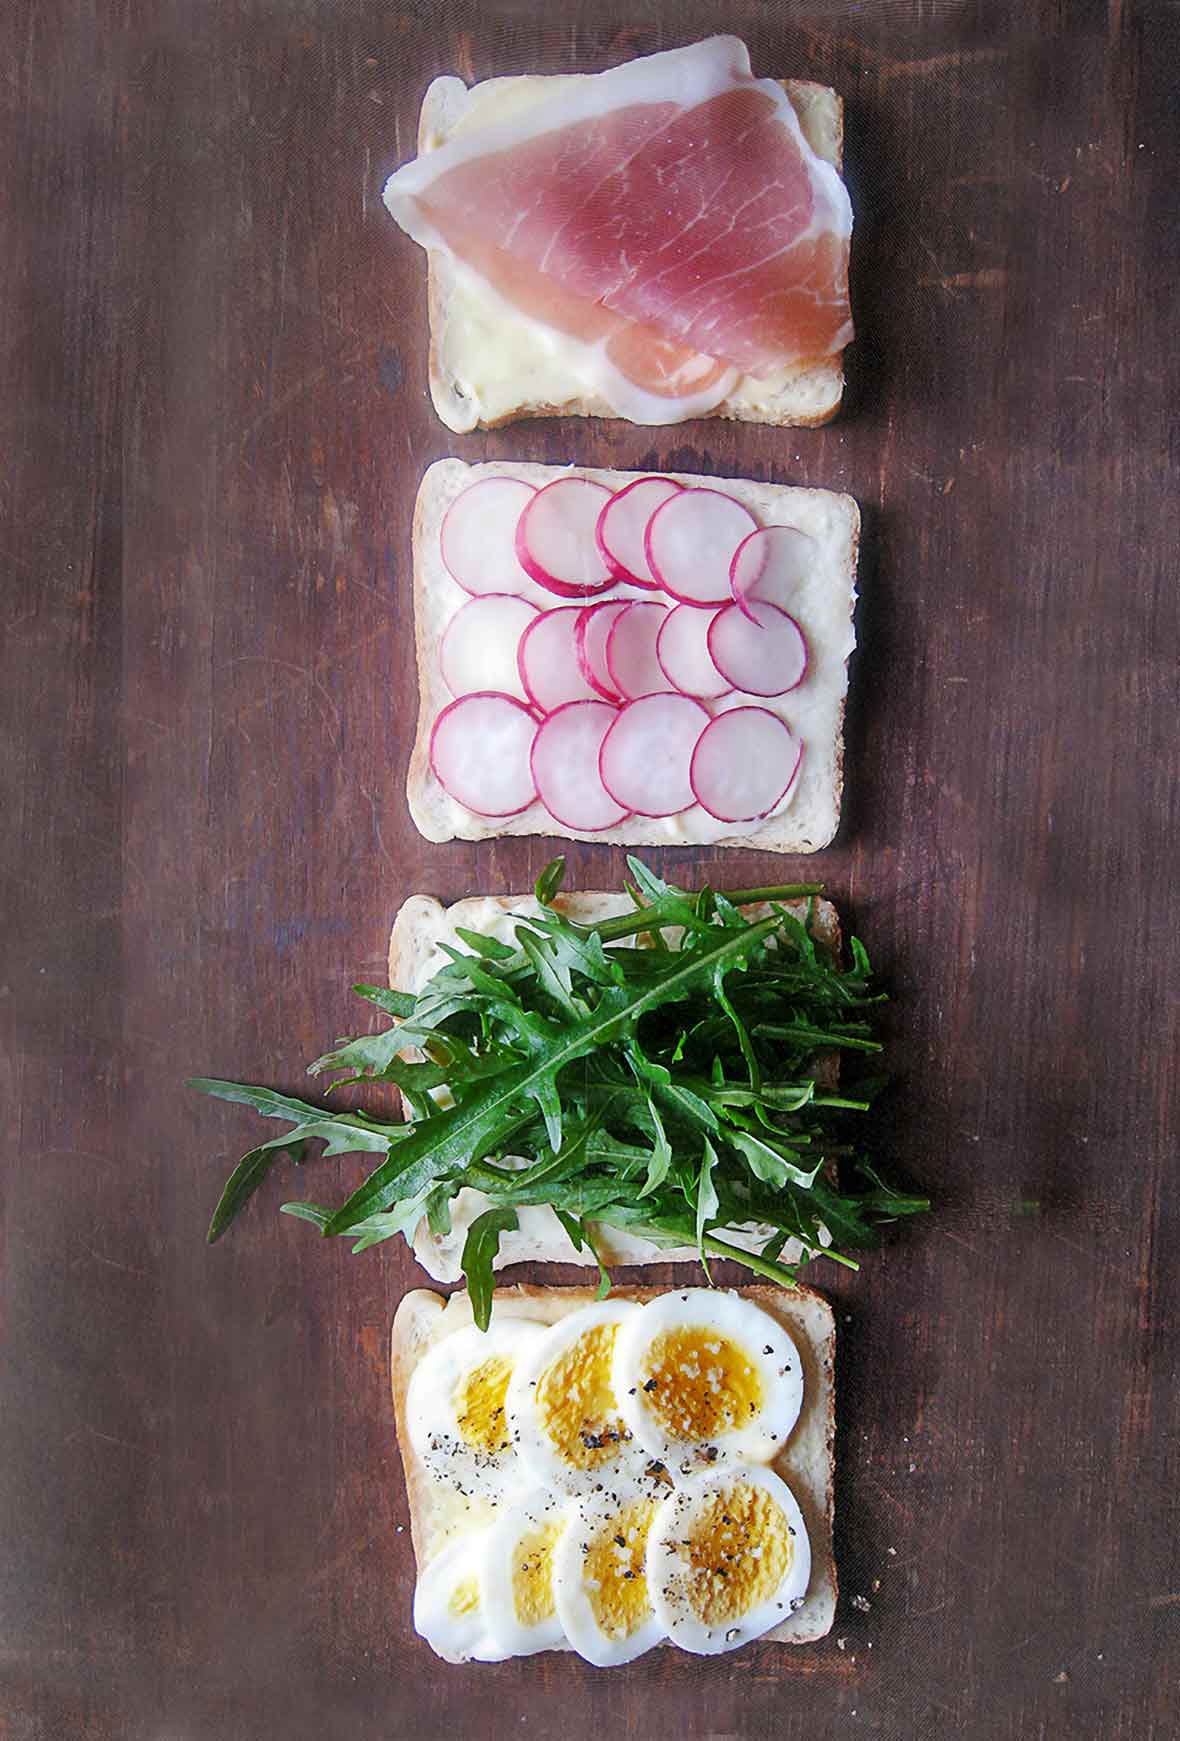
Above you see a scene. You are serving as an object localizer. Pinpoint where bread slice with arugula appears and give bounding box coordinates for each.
[389,886,843,1282]
[195,859,926,1303]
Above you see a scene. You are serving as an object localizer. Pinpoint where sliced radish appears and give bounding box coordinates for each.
[690,708,802,823]
[595,476,684,589]
[599,694,710,817]
[517,607,600,714]
[440,476,538,598]
[576,600,628,702]
[730,524,820,619]
[429,693,537,817]
[645,488,759,606]
[656,605,733,700]
[440,594,538,702]
[605,600,673,700]
[531,701,630,832]
[516,477,615,597]
[708,600,808,697]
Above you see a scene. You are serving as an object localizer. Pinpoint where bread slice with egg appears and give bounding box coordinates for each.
[388,889,842,1284]
[416,74,846,433]
[407,458,859,853]
[390,1282,837,1660]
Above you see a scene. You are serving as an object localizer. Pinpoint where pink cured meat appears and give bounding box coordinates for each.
[384,38,853,412]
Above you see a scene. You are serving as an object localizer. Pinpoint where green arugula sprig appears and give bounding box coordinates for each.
[192,858,927,1326]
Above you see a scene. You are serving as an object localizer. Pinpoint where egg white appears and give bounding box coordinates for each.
[645,1464,812,1655]
[406,1319,546,1505]
[613,1289,803,1479]
[552,1474,668,1666]
[506,1300,650,1496]
[413,1532,508,1663]
[476,1487,572,1657]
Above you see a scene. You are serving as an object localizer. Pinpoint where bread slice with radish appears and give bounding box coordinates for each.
[408,458,859,854]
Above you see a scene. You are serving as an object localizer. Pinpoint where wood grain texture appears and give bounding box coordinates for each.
[1,1,1177,1737]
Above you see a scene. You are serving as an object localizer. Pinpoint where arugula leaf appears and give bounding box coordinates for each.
[193,863,928,1294]
[462,1207,520,1330]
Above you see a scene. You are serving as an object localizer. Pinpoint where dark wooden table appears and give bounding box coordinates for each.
[3,2,1177,1736]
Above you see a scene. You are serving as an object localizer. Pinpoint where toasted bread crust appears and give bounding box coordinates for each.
[390,1281,837,1658]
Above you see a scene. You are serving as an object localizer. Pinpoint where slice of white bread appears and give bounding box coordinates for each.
[388,890,841,1284]
[390,1282,837,1655]
[408,459,859,853]
[416,73,846,432]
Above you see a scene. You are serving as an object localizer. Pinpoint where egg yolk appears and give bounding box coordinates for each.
[639,1328,764,1442]
[680,1483,792,1626]
[536,1324,631,1469]
[453,1355,513,1456]
[583,1497,658,1640]
[448,1575,480,1618]
[512,1521,561,1626]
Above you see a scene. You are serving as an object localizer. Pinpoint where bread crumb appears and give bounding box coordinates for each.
[851,1594,871,1613]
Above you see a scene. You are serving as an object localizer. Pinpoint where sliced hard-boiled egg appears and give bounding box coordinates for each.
[477,1487,571,1657]
[406,1319,546,1504]
[614,1289,803,1478]
[552,1476,668,1665]
[506,1300,649,1495]
[645,1464,811,1655]
[412,1532,507,1663]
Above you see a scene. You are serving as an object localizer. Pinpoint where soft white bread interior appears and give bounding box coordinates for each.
[408,458,859,854]
[388,889,841,1284]
[390,1281,837,1652]
[417,74,846,433]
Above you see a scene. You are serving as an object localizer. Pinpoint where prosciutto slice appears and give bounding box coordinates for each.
[385,37,852,424]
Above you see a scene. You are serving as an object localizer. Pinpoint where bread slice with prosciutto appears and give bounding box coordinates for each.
[384,37,852,431]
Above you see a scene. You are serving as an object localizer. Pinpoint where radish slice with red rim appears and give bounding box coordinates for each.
[689,708,802,823]
[429,693,538,817]
[517,607,601,714]
[531,700,630,832]
[707,600,808,697]
[730,524,820,619]
[576,600,628,702]
[599,693,710,817]
[440,593,538,702]
[645,488,759,606]
[440,477,538,598]
[605,600,673,700]
[656,605,733,700]
[516,477,615,597]
[595,476,684,589]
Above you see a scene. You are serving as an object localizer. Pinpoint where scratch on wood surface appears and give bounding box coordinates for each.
[65,1425,159,1461]
[78,1245,151,1279]
[874,47,1006,81]
[919,268,1009,291]
[453,32,475,84]
[1147,1592,1180,1608]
